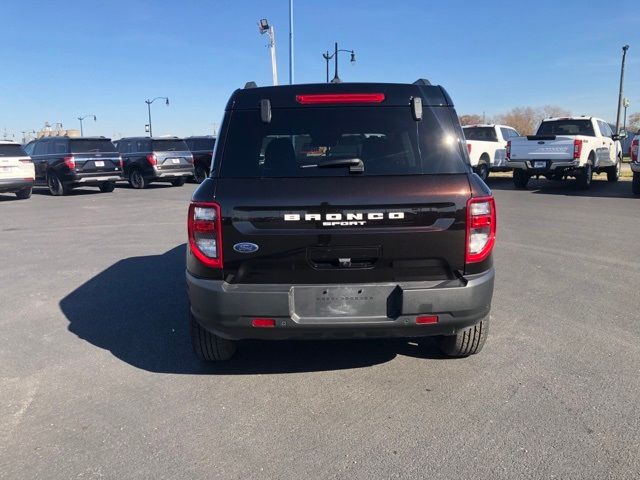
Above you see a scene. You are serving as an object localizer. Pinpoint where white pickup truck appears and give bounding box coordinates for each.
[462,124,520,180]
[631,133,639,195]
[506,116,622,189]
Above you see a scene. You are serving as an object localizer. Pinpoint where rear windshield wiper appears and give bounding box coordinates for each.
[313,158,364,173]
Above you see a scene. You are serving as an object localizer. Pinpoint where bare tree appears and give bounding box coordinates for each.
[459,114,485,126]
[494,105,571,135]
[627,112,640,134]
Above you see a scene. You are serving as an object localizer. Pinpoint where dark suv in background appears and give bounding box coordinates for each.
[24,136,123,196]
[116,137,194,189]
[185,136,216,183]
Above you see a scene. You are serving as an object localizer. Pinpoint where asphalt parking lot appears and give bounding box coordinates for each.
[1,178,639,479]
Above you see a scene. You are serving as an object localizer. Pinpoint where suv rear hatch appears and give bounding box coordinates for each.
[69,139,121,174]
[0,144,31,180]
[206,86,473,285]
[152,139,193,171]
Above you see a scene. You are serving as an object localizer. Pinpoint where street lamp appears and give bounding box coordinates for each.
[21,130,36,144]
[258,18,279,86]
[623,98,631,135]
[145,97,169,137]
[322,43,356,83]
[77,114,96,136]
[614,45,629,136]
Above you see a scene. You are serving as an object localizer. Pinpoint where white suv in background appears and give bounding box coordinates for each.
[0,141,35,200]
[463,124,520,180]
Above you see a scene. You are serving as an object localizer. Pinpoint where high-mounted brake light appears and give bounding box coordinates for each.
[146,153,157,166]
[573,139,583,159]
[631,139,639,162]
[295,93,385,105]
[506,140,511,159]
[63,155,76,170]
[188,202,223,268]
[465,196,496,264]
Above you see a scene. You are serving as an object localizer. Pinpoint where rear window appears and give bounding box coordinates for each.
[537,120,595,137]
[70,139,117,153]
[187,138,216,151]
[152,139,189,152]
[219,107,468,178]
[463,127,498,142]
[0,144,27,157]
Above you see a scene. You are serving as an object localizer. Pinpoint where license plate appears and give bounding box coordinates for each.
[95,161,105,167]
[291,285,397,320]
[171,158,180,164]
[533,161,546,169]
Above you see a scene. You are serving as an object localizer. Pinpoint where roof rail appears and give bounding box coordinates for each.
[413,78,432,86]
[244,81,258,89]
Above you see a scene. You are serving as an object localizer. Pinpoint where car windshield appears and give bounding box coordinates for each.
[152,139,189,152]
[219,107,469,178]
[463,127,498,142]
[537,120,595,137]
[69,139,117,153]
[0,144,27,156]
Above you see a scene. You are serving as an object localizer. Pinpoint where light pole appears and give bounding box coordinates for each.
[322,43,356,83]
[145,97,169,137]
[77,114,96,136]
[21,130,35,144]
[614,45,629,135]
[258,19,278,86]
[289,0,294,84]
[623,98,630,134]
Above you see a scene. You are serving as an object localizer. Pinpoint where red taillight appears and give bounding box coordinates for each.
[467,143,472,154]
[295,93,385,104]
[188,155,194,164]
[506,140,511,159]
[188,202,223,268]
[252,318,276,328]
[416,315,439,325]
[465,196,496,264]
[118,156,124,168]
[631,139,639,162]
[146,153,157,166]
[573,139,583,159]
[63,155,75,170]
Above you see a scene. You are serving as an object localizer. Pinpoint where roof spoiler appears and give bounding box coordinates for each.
[413,78,432,86]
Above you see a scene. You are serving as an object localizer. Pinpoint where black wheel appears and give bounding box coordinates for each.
[607,157,621,182]
[99,182,115,193]
[190,310,236,361]
[171,177,186,187]
[194,165,208,183]
[434,315,490,357]
[513,169,530,189]
[633,172,640,195]
[15,187,32,200]
[576,161,593,190]
[475,162,489,181]
[47,172,69,196]
[128,168,147,189]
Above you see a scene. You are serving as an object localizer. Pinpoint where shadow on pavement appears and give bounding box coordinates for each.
[60,245,440,375]
[487,176,636,199]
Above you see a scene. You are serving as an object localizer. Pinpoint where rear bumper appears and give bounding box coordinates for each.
[69,173,123,185]
[0,178,34,193]
[187,269,494,340]
[507,159,580,172]
[152,167,194,180]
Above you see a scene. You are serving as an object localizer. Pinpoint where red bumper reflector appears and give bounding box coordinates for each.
[295,93,385,104]
[416,315,439,325]
[252,318,276,328]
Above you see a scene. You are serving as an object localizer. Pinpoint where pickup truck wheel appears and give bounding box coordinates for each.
[190,310,237,361]
[607,157,621,182]
[99,182,115,193]
[47,172,70,196]
[633,172,640,195]
[128,168,147,189]
[475,163,489,181]
[15,187,32,200]
[576,161,593,189]
[513,169,530,189]
[193,165,208,183]
[171,177,186,187]
[434,315,490,357]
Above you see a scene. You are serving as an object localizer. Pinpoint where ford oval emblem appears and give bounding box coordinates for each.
[233,242,259,253]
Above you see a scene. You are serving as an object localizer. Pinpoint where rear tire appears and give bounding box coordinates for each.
[513,169,530,189]
[15,187,32,200]
[475,162,489,181]
[576,161,593,190]
[47,172,70,196]
[171,177,186,187]
[190,310,237,361]
[435,315,490,357]
[128,168,147,189]
[633,172,640,195]
[194,165,208,184]
[99,182,115,193]
[607,157,621,182]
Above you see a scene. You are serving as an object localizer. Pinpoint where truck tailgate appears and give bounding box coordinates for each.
[509,136,575,161]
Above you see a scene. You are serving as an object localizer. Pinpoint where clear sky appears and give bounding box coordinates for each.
[1,0,638,140]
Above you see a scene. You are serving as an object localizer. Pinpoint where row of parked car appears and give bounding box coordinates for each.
[463,116,640,194]
[0,135,216,199]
